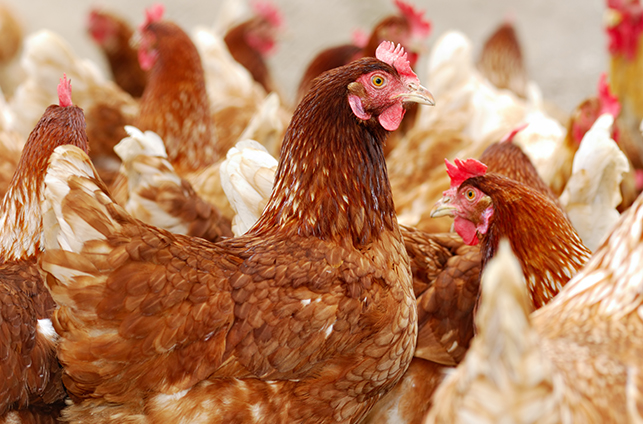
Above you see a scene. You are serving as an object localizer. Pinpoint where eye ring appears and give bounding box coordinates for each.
[371,74,386,87]
[465,189,476,200]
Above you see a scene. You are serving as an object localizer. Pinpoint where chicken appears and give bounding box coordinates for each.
[133,4,216,173]
[605,0,643,171]
[113,125,232,242]
[0,76,88,423]
[428,181,643,422]
[431,158,592,307]
[223,0,283,94]
[296,0,431,101]
[38,41,434,424]
[559,114,629,251]
[476,17,528,99]
[87,8,148,98]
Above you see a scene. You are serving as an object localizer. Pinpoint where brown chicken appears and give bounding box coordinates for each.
[476,18,528,99]
[133,4,216,172]
[432,158,592,308]
[428,181,643,422]
[0,76,89,423]
[296,0,431,101]
[223,0,282,94]
[38,42,434,424]
[87,8,148,98]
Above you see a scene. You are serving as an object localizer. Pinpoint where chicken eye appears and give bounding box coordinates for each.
[465,189,476,200]
[371,75,386,87]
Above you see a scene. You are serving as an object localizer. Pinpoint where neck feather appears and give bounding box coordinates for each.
[252,65,398,247]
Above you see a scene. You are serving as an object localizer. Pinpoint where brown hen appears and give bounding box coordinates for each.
[432,158,592,308]
[38,42,434,424]
[0,76,88,423]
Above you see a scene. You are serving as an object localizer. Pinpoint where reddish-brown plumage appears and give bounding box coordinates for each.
[0,77,89,421]
[87,8,148,98]
[454,173,591,307]
[40,47,435,423]
[134,17,216,172]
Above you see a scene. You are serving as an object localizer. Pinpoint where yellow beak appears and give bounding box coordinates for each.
[397,84,435,106]
[430,196,456,218]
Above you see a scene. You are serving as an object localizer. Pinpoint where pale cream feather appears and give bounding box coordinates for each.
[559,114,629,251]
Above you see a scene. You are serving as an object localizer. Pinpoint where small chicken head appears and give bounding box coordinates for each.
[244,1,284,56]
[347,41,434,131]
[136,3,165,71]
[431,158,492,246]
[87,9,119,47]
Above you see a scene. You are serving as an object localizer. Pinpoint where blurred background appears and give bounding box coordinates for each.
[4,0,607,112]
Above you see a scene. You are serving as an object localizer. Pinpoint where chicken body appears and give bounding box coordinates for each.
[0,78,89,422]
[39,46,434,423]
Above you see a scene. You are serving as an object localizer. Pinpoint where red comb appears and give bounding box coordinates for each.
[58,74,72,107]
[445,158,487,188]
[598,73,621,117]
[394,0,431,38]
[375,41,418,80]
[500,123,529,143]
[252,0,283,28]
[144,3,165,27]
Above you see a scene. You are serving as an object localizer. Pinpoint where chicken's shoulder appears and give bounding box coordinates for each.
[401,226,482,365]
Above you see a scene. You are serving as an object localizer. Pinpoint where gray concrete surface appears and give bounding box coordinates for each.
[6,0,608,113]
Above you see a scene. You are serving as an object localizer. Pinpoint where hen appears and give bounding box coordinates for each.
[296,0,431,101]
[223,0,283,94]
[0,76,88,423]
[427,181,643,422]
[87,8,148,98]
[38,42,434,424]
[432,158,592,307]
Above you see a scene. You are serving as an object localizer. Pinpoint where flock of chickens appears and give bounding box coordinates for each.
[0,0,642,423]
